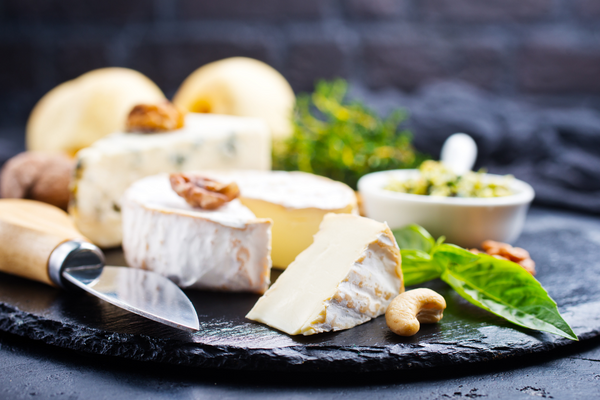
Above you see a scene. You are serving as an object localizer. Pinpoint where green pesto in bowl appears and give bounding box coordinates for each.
[384,161,514,198]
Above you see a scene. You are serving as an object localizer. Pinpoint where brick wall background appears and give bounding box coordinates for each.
[1,0,600,130]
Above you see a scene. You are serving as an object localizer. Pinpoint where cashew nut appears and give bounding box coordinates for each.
[385,288,446,336]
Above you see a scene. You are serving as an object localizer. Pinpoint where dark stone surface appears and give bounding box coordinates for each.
[0,208,599,373]
[1,331,600,399]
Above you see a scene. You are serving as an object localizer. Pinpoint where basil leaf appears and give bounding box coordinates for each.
[435,243,481,265]
[393,224,435,253]
[395,226,446,286]
[401,249,443,286]
[440,253,578,341]
[394,224,577,340]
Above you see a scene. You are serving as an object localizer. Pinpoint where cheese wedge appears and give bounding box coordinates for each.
[206,171,358,269]
[70,113,271,247]
[122,174,272,293]
[246,213,403,335]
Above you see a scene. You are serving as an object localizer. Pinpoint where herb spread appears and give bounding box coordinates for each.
[385,160,513,198]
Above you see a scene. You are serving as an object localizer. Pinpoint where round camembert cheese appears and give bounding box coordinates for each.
[204,171,359,269]
[121,174,272,293]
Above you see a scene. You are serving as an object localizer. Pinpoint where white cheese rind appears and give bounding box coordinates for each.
[70,113,271,248]
[246,213,402,335]
[206,170,358,210]
[303,233,401,335]
[122,174,272,293]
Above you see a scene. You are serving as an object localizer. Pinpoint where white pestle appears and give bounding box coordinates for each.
[440,133,478,175]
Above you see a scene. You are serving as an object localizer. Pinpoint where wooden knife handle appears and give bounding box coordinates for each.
[0,199,88,286]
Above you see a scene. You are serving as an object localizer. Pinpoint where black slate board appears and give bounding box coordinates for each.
[1,208,600,372]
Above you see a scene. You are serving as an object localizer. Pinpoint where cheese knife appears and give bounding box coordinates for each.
[0,199,200,332]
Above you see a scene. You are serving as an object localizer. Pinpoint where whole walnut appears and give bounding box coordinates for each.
[0,152,75,210]
[125,101,185,133]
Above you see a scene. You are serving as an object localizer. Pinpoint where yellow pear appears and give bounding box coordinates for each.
[27,68,165,156]
[173,57,295,139]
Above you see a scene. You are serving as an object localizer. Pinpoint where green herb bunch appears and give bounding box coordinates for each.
[273,79,424,189]
[395,225,577,341]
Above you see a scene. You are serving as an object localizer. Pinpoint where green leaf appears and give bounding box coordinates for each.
[440,253,578,341]
[435,243,480,265]
[392,224,577,340]
[393,224,435,253]
[401,249,443,286]
[394,225,443,286]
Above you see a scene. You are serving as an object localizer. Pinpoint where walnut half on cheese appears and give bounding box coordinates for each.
[122,174,272,293]
[246,213,403,335]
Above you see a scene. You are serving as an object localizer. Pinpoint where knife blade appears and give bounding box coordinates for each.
[50,240,200,332]
[0,199,199,332]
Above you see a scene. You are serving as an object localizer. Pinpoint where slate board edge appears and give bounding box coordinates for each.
[1,302,596,373]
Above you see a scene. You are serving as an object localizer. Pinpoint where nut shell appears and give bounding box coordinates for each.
[0,152,74,210]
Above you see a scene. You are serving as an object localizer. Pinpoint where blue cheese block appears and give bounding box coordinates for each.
[69,113,271,247]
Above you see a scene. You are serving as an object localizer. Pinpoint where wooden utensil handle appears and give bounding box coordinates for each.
[0,199,89,286]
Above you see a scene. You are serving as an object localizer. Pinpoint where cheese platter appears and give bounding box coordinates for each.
[0,208,599,372]
[1,61,598,373]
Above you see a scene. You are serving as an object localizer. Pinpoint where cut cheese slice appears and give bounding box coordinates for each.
[70,113,271,247]
[246,213,403,335]
[122,174,272,293]
[205,171,358,269]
